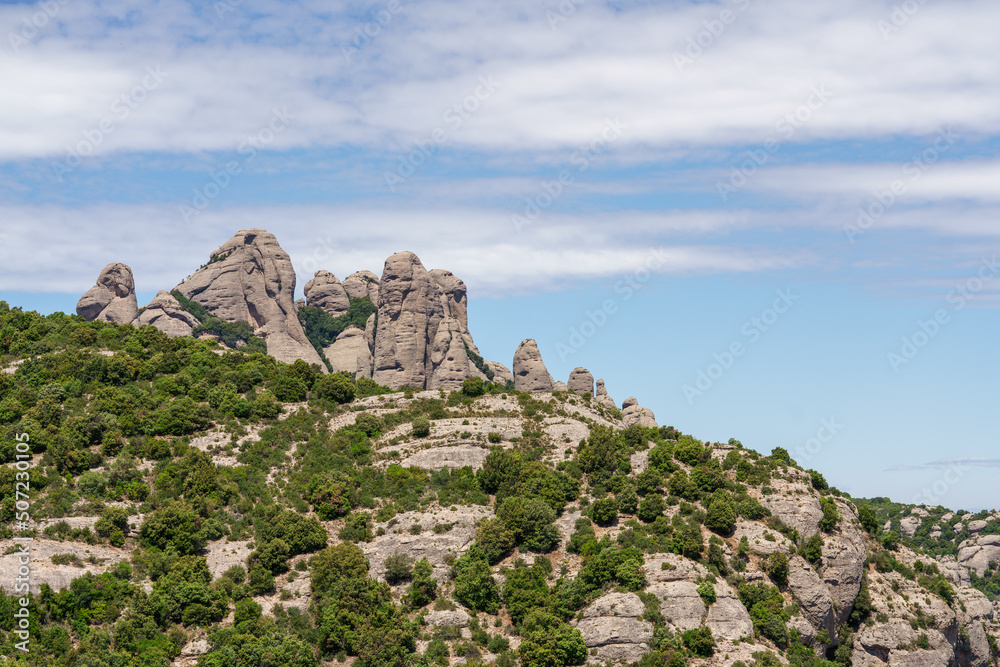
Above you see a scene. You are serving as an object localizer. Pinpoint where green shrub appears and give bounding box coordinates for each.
[412,416,431,438]
[385,553,414,585]
[314,373,356,404]
[339,512,374,542]
[590,498,618,526]
[462,376,485,397]
[819,497,840,532]
[682,625,715,657]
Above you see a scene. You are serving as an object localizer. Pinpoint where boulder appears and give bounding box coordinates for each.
[173,229,323,367]
[303,270,350,317]
[399,445,489,471]
[76,262,139,324]
[787,555,835,637]
[958,534,1000,577]
[705,579,753,641]
[132,290,200,337]
[342,270,380,303]
[512,339,554,392]
[575,593,654,664]
[968,520,988,533]
[424,609,471,628]
[567,368,595,395]
[621,397,657,428]
[429,269,469,331]
[486,361,515,387]
[648,581,705,632]
[900,515,921,537]
[553,381,568,391]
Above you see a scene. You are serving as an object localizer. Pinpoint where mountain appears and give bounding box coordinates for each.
[0,233,994,667]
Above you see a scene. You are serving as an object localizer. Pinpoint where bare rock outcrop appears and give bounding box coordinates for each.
[705,579,753,641]
[342,270,380,303]
[373,252,476,391]
[173,229,323,367]
[958,534,1000,577]
[820,500,868,627]
[621,397,658,428]
[512,339,555,392]
[648,581,705,632]
[303,270,350,317]
[568,368,595,395]
[323,326,373,378]
[132,290,199,337]
[553,381,568,391]
[77,262,139,323]
[787,554,835,638]
[575,593,654,664]
[596,378,617,410]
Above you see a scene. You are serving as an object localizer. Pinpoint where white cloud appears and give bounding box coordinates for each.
[1,0,999,160]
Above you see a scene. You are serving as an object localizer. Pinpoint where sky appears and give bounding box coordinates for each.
[0,0,998,510]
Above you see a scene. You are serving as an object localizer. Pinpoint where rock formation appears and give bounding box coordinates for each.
[621,396,658,428]
[76,263,139,324]
[371,251,500,391]
[574,593,653,663]
[323,326,373,378]
[595,378,617,410]
[132,291,199,337]
[512,339,555,392]
[342,270,380,303]
[172,229,323,367]
[567,367,595,395]
[303,270,350,317]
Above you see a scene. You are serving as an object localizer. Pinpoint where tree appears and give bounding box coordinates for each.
[637,494,665,522]
[590,498,618,526]
[310,543,369,598]
[313,373,355,404]
[140,502,204,556]
[858,504,879,534]
[800,533,824,565]
[819,497,840,532]
[384,553,414,585]
[411,416,431,438]
[518,610,587,667]
[682,626,715,657]
[354,412,384,437]
[462,376,485,397]
[705,491,737,535]
[407,557,437,608]
[617,485,638,515]
[766,552,789,586]
[453,554,501,614]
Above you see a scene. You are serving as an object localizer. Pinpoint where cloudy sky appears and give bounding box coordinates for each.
[2,0,999,509]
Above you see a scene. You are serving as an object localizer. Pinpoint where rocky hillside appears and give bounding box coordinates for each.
[0,249,995,667]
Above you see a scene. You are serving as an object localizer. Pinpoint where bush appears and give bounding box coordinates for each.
[412,416,431,438]
[462,376,485,397]
[697,581,716,605]
[313,373,356,404]
[858,504,879,534]
[637,494,665,522]
[407,557,437,608]
[453,553,501,614]
[488,431,502,443]
[766,552,789,586]
[705,491,737,535]
[354,412,384,437]
[339,512,374,542]
[800,534,824,565]
[385,553,414,585]
[819,497,840,532]
[590,498,618,526]
[682,626,715,657]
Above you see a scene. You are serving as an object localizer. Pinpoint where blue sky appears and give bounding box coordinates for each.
[1,0,999,510]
